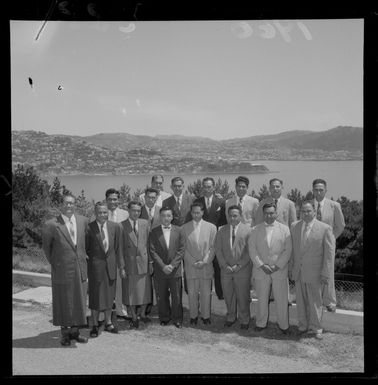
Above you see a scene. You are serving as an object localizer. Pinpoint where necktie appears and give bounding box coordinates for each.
[303,223,310,243]
[148,208,152,219]
[238,197,243,210]
[101,224,108,252]
[133,220,138,237]
[232,226,236,246]
[206,197,210,210]
[177,197,181,211]
[274,198,278,207]
[68,219,75,244]
[316,204,322,221]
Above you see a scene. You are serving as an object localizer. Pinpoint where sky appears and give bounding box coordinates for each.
[10,19,363,140]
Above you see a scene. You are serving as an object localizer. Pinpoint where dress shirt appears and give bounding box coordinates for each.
[108,209,117,222]
[205,195,213,210]
[238,195,245,209]
[230,223,240,249]
[301,219,315,243]
[264,221,275,247]
[128,218,138,234]
[146,205,155,219]
[192,219,202,243]
[315,199,324,220]
[97,220,109,252]
[61,213,77,245]
[162,224,171,247]
[174,194,182,209]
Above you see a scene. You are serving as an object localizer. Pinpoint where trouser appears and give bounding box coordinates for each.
[295,275,323,332]
[213,257,224,299]
[187,278,212,319]
[154,276,183,323]
[115,267,128,316]
[221,271,251,325]
[322,252,336,307]
[254,276,289,330]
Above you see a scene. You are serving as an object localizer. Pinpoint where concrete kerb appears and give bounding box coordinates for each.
[13,270,363,335]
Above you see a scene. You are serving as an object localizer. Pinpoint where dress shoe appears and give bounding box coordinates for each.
[173,322,182,328]
[201,318,211,325]
[326,305,336,313]
[190,317,198,326]
[70,332,88,343]
[315,332,323,340]
[240,323,249,330]
[140,316,151,323]
[129,319,139,329]
[297,328,308,336]
[60,335,71,346]
[104,323,118,334]
[90,326,99,338]
[160,321,169,326]
[224,320,236,327]
[279,327,289,335]
[254,326,266,332]
[217,296,224,300]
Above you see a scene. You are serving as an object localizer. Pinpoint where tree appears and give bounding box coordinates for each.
[255,184,270,201]
[75,189,94,219]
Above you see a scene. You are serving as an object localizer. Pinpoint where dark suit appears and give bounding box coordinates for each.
[162,194,193,227]
[86,220,122,311]
[139,204,161,229]
[149,225,185,323]
[195,195,226,299]
[42,214,89,327]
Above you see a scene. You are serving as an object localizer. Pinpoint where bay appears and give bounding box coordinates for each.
[45,160,363,202]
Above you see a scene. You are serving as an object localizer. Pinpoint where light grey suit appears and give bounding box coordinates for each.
[255,196,297,227]
[313,198,345,308]
[215,223,252,324]
[225,195,259,227]
[181,220,217,319]
[290,219,335,332]
[249,221,292,329]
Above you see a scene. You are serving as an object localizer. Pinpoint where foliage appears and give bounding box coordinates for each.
[186,177,233,200]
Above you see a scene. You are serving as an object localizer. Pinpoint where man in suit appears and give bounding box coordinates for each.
[162,176,193,227]
[181,202,217,326]
[105,188,130,320]
[289,201,335,339]
[195,177,226,300]
[312,178,345,313]
[120,201,153,329]
[149,207,185,328]
[255,178,297,227]
[139,174,172,207]
[42,194,89,346]
[215,205,252,330]
[139,187,161,229]
[248,202,292,334]
[225,176,259,227]
[86,201,122,337]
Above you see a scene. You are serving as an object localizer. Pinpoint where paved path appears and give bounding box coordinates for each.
[13,301,364,375]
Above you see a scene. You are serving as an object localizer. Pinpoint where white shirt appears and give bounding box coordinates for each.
[139,190,172,207]
[174,193,183,207]
[108,209,117,223]
[301,219,315,243]
[315,198,325,215]
[205,195,213,210]
[146,205,156,219]
[238,195,245,209]
[162,224,171,247]
[264,221,275,247]
[230,222,240,249]
[192,219,202,243]
[97,220,109,252]
[129,218,138,233]
[61,213,77,245]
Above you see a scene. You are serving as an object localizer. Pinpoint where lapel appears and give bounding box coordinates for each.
[107,221,113,253]
[126,219,138,246]
[158,226,169,252]
[56,215,76,250]
[168,226,177,250]
[188,221,202,252]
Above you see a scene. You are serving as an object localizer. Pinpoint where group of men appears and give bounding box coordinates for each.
[42,174,345,346]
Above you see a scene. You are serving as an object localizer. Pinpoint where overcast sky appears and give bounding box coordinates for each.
[10,19,363,140]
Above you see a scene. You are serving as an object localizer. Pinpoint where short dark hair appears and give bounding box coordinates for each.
[151,174,164,183]
[202,177,215,186]
[312,179,327,188]
[262,202,277,212]
[94,200,108,211]
[127,200,142,209]
[191,201,204,211]
[105,188,120,198]
[145,187,159,196]
[301,200,315,209]
[228,204,242,215]
[160,206,173,214]
[269,178,283,186]
[63,193,76,202]
[235,176,249,187]
[171,176,184,185]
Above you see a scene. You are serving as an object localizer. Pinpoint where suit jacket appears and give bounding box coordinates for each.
[255,196,297,227]
[42,214,89,284]
[215,223,252,277]
[139,204,161,230]
[225,195,259,227]
[86,220,121,282]
[196,195,224,228]
[163,193,193,226]
[290,219,335,283]
[149,225,185,279]
[313,198,345,239]
[181,220,217,279]
[108,207,129,222]
[120,218,150,275]
[248,221,292,280]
